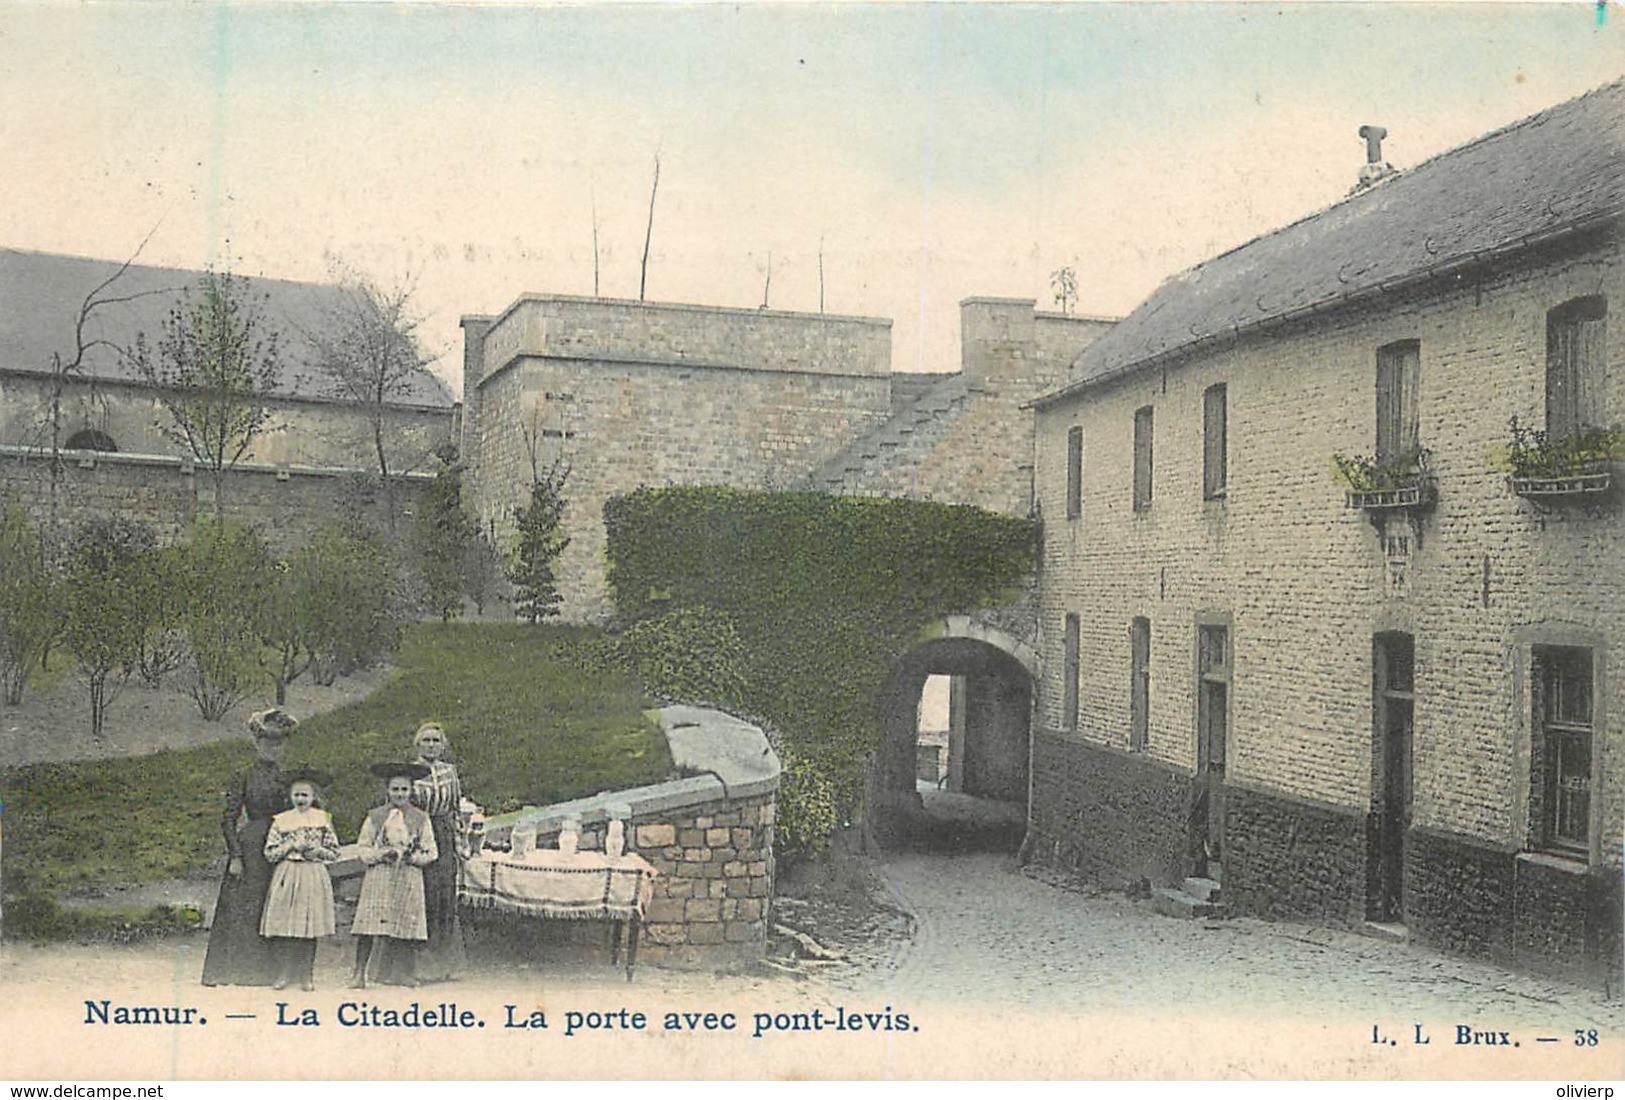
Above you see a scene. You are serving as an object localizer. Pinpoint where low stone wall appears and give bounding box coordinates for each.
[481,705,780,966]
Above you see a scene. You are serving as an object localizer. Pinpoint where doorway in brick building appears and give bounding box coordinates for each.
[1194,620,1230,878]
[1368,632,1414,926]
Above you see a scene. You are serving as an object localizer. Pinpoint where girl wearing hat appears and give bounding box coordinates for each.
[349,761,438,988]
[201,707,299,987]
[260,772,340,991]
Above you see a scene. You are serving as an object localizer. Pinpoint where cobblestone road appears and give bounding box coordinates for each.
[806,849,1625,1077]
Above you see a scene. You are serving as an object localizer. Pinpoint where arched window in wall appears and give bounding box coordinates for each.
[65,429,117,453]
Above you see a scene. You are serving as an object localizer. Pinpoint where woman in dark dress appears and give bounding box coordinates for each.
[200,708,299,987]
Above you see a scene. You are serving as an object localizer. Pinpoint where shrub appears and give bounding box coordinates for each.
[180,521,269,721]
[1331,447,1430,492]
[60,517,160,738]
[775,751,838,862]
[1499,416,1625,480]
[0,498,58,706]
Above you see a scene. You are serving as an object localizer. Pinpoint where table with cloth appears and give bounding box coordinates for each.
[458,850,658,980]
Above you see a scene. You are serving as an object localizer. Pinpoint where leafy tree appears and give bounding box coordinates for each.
[60,517,159,738]
[509,458,571,623]
[181,520,270,721]
[413,464,473,621]
[0,499,59,706]
[130,270,283,522]
[302,522,399,684]
[306,266,439,532]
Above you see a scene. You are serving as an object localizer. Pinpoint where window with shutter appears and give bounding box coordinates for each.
[1375,341,1420,465]
[1546,297,1607,441]
[1066,426,1083,520]
[1203,384,1227,500]
[1133,406,1154,513]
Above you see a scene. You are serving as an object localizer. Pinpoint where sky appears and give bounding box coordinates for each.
[2,3,1622,390]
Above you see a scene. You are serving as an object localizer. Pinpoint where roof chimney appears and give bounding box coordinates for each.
[1353,124,1398,193]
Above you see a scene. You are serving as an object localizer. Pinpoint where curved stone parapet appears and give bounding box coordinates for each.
[478,705,781,965]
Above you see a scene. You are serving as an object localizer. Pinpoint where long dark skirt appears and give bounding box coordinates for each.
[415,814,465,981]
[200,819,277,986]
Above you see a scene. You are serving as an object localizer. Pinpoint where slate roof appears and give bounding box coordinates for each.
[0,248,455,409]
[1037,80,1625,406]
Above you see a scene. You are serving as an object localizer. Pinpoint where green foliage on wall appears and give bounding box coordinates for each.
[603,486,1035,858]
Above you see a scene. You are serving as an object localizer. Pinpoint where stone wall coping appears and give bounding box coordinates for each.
[486,292,892,330]
[0,444,439,482]
[660,705,782,799]
[487,705,781,831]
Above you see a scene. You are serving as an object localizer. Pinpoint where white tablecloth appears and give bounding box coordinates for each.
[458,851,656,921]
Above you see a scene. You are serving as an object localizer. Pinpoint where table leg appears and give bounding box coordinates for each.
[625,914,641,983]
[610,919,623,967]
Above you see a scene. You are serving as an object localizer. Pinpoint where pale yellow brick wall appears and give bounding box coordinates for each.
[1035,236,1624,863]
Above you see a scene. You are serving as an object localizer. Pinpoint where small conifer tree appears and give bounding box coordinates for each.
[509,458,571,622]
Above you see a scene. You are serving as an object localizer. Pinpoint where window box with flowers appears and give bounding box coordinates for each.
[1502,417,1623,500]
[1333,447,1435,512]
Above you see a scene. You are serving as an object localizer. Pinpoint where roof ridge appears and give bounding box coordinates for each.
[1186,78,1625,275]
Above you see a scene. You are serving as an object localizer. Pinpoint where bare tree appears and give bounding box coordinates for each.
[305,265,439,532]
[33,230,169,561]
[760,250,773,310]
[129,270,283,523]
[819,237,826,314]
[640,150,661,301]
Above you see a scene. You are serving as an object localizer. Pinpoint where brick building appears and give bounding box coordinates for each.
[1028,82,1623,985]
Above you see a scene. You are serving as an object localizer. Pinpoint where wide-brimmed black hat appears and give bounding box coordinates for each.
[370,761,431,782]
[281,767,332,790]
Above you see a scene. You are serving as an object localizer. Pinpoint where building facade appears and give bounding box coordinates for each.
[1029,82,1623,985]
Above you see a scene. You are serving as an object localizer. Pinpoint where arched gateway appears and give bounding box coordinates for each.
[868,615,1038,849]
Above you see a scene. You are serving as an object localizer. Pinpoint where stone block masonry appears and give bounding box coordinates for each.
[0,445,433,555]
[462,296,895,622]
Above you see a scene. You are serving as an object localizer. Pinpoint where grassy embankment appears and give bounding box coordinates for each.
[0,622,671,938]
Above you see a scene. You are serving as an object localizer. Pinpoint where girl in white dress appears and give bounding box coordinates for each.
[260,773,340,991]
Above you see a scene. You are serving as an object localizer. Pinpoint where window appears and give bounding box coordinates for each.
[1133,406,1154,512]
[1130,617,1150,750]
[1062,614,1080,730]
[65,429,117,453]
[1531,645,1593,856]
[1065,427,1083,519]
[1203,384,1227,500]
[1546,297,1607,441]
[1375,341,1420,465]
